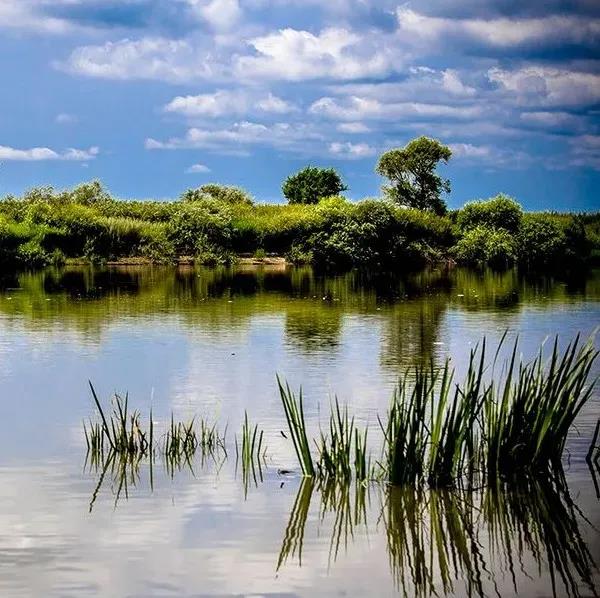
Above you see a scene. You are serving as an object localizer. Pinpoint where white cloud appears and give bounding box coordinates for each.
[164,89,296,117]
[61,37,223,83]
[188,0,242,31]
[146,121,323,153]
[186,163,211,173]
[336,122,371,134]
[569,134,600,169]
[488,67,600,107]
[396,7,600,49]
[0,145,98,161]
[519,111,585,129]
[55,113,78,125]
[440,69,476,97]
[310,96,482,121]
[449,142,531,168]
[0,1,79,34]
[328,141,376,159]
[235,27,399,81]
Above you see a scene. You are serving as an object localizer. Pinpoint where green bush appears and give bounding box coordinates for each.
[282,167,347,204]
[453,226,516,269]
[516,214,567,269]
[457,195,523,233]
[182,184,253,206]
[168,199,233,257]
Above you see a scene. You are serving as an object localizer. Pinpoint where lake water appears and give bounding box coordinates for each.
[0,265,599,597]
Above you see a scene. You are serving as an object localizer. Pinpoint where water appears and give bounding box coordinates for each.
[0,265,598,597]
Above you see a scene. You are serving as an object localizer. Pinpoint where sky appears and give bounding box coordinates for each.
[0,0,599,210]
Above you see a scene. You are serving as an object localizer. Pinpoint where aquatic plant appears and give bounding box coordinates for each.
[277,376,315,477]
[278,334,598,487]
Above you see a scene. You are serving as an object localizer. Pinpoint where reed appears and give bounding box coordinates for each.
[483,334,598,478]
[237,411,265,468]
[277,376,315,476]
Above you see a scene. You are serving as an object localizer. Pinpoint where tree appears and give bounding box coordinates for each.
[283,166,347,204]
[376,137,452,215]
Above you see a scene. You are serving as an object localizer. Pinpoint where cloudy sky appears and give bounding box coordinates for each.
[1,0,599,209]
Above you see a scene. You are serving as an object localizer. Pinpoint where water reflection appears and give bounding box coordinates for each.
[79,435,600,598]
[1,265,598,360]
[276,474,598,598]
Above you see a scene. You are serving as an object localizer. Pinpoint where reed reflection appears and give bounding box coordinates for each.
[278,475,598,598]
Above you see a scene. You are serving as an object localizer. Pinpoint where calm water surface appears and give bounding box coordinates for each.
[0,265,599,597]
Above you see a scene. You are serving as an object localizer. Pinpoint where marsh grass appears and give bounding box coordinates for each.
[277,376,315,476]
[278,334,598,488]
[85,333,598,492]
[85,383,227,481]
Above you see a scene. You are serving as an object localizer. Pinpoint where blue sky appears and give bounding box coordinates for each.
[0,0,599,210]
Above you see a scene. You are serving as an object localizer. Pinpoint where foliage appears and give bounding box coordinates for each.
[0,181,596,271]
[182,183,254,206]
[452,226,517,269]
[376,136,452,215]
[282,166,348,205]
[516,214,567,269]
[456,194,523,233]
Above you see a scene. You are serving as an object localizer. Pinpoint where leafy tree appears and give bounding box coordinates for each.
[376,137,452,215]
[282,166,347,204]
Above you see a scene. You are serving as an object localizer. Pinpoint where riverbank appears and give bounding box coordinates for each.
[1,182,598,272]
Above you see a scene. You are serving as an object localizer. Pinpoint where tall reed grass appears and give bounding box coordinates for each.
[277,334,598,487]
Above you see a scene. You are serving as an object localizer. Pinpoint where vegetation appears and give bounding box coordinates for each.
[0,173,597,273]
[376,136,452,215]
[282,166,347,204]
[277,334,598,487]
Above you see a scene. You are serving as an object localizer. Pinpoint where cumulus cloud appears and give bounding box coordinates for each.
[235,27,400,81]
[396,7,600,50]
[449,142,531,168]
[328,141,376,159]
[488,66,600,107]
[186,162,211,173]
[146,121,323,153]
[0,145,98,161]
[61,37,223,82]
[310,96,482,121]
[187,0,242,31]
[164,89,296,117]
[336,122,371,134]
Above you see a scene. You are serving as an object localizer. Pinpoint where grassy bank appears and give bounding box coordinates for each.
[0,182,597,271]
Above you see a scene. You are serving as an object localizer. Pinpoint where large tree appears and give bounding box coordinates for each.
[376,137,452,215]
[282,166,347,204]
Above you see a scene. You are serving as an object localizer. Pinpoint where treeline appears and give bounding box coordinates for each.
[0,181,597,271]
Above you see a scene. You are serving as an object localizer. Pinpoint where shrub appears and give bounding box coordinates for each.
[168,199,232,257]
[16,239,50,268]
[282,166,347,204]
[517,214,566,269]
[64,180,111,206]
[452,226,516,269]
[182,184,253,206]
[457,195,523,233]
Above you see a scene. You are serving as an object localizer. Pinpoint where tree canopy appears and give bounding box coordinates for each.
[376,137,452,215]
[282,166,347,204]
